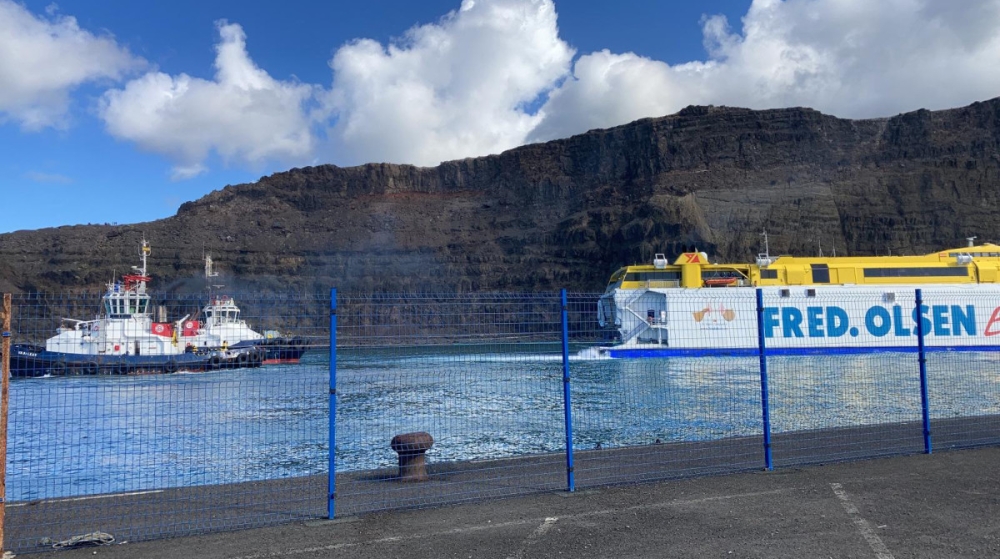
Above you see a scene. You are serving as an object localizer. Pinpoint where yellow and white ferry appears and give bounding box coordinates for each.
[597,237,1000,357]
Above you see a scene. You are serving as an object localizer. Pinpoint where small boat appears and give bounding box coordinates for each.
[8,240,265,377]
[597,235,1000,358]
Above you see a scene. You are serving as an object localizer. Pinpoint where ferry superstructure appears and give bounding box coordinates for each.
[597,238,1000,358]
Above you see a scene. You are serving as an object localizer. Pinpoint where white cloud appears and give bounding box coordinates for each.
[24,170,73,184]
[18,0,1000,176]
[0,0,144,130]
[531,0,1000,142]
[323,0,574,166]
[100,21,317,180]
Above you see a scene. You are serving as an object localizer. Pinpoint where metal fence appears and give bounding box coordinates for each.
[3,291,331,553]
[2,288,1000,553]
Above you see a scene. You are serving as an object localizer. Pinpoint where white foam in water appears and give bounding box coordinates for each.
[574,347,611,360]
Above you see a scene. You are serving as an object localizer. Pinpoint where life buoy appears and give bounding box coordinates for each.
[163,360,178,374]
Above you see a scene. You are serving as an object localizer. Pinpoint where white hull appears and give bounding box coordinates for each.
[600,284,1000,356]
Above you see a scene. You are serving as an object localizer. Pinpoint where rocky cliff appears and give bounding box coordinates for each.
[2,98,1000,294]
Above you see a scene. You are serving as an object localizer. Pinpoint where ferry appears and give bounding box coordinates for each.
[7,241,302,377]
[597,236,1000,358]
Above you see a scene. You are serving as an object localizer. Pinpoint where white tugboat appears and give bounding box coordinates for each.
[189,254,309,364]
[9,240,264,376]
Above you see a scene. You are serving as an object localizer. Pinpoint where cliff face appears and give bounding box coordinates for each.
[2,99,1000,294]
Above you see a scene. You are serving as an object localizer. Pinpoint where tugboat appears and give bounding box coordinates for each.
[192,254,309,364]
[8,240,264,377]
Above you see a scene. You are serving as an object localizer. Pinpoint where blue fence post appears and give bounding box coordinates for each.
[915,288,932,454]
[328,287,338,518]
[560,289,576,492]
[755,288,773,470]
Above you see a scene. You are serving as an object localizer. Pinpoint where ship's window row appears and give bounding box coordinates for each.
[625,271,681,282]
[948,252,1000,257]
[862,266,969,278]
[760,269,778,279]
[105,296,150,317]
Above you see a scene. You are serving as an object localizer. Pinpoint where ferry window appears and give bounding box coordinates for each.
[760,269,778,280]
[806,289,817,297]
[626,271,680,282]
[863,266,968,278]
[780,289,790,297]
[810,264,830,284]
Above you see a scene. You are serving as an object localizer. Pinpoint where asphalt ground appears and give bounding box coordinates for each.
[22,444,1000,559]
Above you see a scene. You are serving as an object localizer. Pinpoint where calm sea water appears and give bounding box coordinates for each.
[8,348,1000,500]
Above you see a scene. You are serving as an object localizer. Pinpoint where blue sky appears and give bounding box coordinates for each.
[2,0,1000,233]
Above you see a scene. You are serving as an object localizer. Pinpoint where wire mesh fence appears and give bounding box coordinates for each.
[4,291,330,553]
[2,287,1000,554]
[565,292,765,487]
[921,289,1000,450]
[763,291,926,466]
[332,293,569,516]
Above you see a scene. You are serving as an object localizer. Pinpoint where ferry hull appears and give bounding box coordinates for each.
[600,344,1000,359]
[600,284,1000,358]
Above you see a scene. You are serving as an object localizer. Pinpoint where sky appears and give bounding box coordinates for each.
[2,0,1000,234]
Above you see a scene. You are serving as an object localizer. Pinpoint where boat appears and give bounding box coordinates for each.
[596,235,1000,358]
[8,240,265,377]
[194,254,309,364]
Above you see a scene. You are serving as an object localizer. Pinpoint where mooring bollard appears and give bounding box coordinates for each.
[390,432,434,481]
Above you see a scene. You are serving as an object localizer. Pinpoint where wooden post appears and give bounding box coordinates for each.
[1,293,10,555]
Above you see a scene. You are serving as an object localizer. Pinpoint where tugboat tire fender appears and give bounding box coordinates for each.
[237,352,250,366]
[163,360,178,374]
[208,355,222,369]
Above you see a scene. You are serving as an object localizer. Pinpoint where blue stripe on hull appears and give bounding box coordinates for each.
[605,345,1000,359]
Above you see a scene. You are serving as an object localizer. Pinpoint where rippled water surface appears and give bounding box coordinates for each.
[9,347,1000,500]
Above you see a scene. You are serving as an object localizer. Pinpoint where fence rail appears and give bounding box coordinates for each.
[2,288,1000,553]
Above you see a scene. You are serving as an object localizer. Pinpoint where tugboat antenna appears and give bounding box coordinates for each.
[139,237,150,277]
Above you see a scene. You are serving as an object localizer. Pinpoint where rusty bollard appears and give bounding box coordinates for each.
[390,432,434,481]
